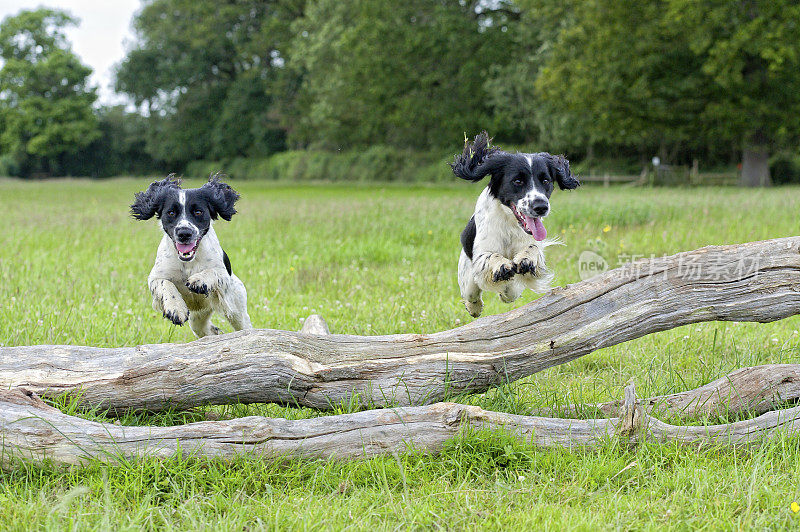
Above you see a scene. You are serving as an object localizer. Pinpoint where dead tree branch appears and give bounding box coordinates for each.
[1,385,798,467]
[1,237,799,412]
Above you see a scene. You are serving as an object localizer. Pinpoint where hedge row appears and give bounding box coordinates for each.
[186,146,455,182]
[185,146,800,185]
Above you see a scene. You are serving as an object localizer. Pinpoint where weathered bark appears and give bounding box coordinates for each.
[536,364,800,420]
[299,314,331,335]
[2,237,800,413]
[2,386,799,467]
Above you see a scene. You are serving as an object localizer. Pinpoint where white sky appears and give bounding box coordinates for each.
[0,0,141,105]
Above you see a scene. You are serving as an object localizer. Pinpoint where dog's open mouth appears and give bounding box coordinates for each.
[174,239,200,261]
[510,204,547,241]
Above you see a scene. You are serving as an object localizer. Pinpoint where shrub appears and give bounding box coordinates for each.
[185,160,226,179]
[184,146,455,182]
[770,152,800,184]
[0,154,20,177]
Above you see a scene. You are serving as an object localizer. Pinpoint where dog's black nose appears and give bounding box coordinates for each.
[532,200,549,216]
[175,227,194,242]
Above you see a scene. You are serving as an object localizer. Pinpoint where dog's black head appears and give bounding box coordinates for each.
[451,132,579,241]
[131,173,240,261]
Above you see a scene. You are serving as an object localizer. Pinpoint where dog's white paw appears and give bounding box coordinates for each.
[158,299,189,326]
[490,259,516,283]
[464,298,483,318]
[499,290,516,304]
[514,257,539,276]
[186,273,215,296]
[513,247,545,277]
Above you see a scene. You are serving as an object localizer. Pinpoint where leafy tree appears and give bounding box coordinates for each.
[482,2,590,151]
[0,9,99,176]
[62,106,161,177]
[513,0,799,184]
[116,0,303,167]
[288,0,519,150]
[529,0,710,164]
[668,0,800,186]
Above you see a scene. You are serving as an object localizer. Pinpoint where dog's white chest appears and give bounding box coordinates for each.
[473,189,533,257]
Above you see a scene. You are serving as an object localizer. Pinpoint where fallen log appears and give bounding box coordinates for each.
[2,237,800,412]
[537,364,800,420]
[2,385,799,467]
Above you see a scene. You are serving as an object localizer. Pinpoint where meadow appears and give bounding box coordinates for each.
[1,178,800,530]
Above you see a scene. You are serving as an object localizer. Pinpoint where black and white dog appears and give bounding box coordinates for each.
[452,132,580,317]
[131,174,252,337]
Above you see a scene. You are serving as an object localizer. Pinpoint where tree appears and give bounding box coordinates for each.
[116,0,303,167]
[668,0,800,186]
[528,0,711,164]
[287,0,518,150]
[0,9,99,176]
[516,0,800,184]
[62,106,161,177]
[482,2,590,151]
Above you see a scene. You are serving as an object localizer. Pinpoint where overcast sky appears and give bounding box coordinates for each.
[0,0,141,105]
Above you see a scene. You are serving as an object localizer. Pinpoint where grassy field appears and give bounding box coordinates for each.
[1,178,800,530]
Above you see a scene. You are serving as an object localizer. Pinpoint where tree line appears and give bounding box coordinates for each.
[1,1,798,185]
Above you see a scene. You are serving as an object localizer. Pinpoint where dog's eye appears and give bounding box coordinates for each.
[513,179,524,186]
[542,178,550,186]
[167,210,176,217]
[194,209,203,217]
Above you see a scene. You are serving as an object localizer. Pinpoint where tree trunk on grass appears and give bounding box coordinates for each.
[2,237,800,413]
[741,131,772,187]
[534,364,800,420]
[2,385,800,467]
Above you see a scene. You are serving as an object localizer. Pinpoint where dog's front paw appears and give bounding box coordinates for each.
[513,247,544,277]
[186,280,210,296]
[515,257,537,276]
[491,261,516,283]
[163,306,189,326]
[186,274,213,296]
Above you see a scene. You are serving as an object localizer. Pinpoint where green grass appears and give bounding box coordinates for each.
[1,178,800,530]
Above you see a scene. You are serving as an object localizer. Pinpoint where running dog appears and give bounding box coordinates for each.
[131,174,252,336]
[451,132,579,317]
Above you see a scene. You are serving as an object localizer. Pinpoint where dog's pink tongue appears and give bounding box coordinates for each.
[526,216,547,241]
[176,241,195,254]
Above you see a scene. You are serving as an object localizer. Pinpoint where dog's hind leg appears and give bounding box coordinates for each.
[217,274,252,331]
[188,307,221,338]
[459,251,483,318]
[499,280,524,303]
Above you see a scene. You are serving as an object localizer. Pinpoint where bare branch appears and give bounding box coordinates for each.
[1,237,799,413]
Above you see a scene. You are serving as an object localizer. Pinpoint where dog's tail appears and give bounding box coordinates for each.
[450,131,503,182]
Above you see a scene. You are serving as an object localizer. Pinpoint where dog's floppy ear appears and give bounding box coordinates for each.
[200,173,240,221]
[130,175,180,220]
[543,153,580,190]
[450,131,507,182]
